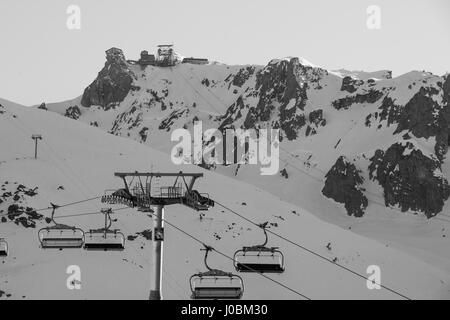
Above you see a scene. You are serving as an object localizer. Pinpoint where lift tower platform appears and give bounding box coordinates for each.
[101,171,214,300]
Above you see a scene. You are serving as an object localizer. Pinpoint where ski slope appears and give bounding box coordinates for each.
[1,100,450,299]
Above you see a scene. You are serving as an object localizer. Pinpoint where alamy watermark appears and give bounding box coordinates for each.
[366,265,381,290]
[366,5,381,30]
[66,265,82,290]
[66,5,81,30]
[170,121,280,175]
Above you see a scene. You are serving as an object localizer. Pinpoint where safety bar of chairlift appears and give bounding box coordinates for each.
[38,227,85,245]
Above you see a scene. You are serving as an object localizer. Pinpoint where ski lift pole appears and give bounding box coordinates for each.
[31,134,42,159]
[149,204,164,300]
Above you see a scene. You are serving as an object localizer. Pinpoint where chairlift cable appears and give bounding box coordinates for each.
[143,209,310,300]
[214,200,411,300]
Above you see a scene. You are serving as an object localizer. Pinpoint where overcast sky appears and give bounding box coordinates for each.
[0,0,449,106]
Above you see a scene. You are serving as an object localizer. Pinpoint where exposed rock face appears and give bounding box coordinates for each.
[309,109,325,125]
[81,48,135,110]
[38,102,47,110]
[1,182,43,228]
[332,89,384,110]
[369,142,450,218]
[340,76,364,93]
[230,66,255,88]
[64,105,81,120]
[394,87,450,160]
[305,109,326,137]
[217,96,245,130]
[159,108,189,131]
[322,156,368,217]
[242,58,313,140]
[111,103,143,135]
[139,127,149,142]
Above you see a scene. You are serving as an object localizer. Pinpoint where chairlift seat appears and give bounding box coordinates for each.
[84,230,125,251]
[190,274,244,300]
[192,286,243,300]
[234,247,285,273]
[39,227,84,249]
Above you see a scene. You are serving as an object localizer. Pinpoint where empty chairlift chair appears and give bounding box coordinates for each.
[38,203,85,249]
[190,245,244,300]
[84,208,125,251]
[233,222,285,273]
[0,238,8,256]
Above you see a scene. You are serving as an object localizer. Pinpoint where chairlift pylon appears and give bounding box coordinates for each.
[190,245,244,300]
[0,238,8,256]
[108,171,214,211]
[84,208,125,251]
[233,222,285,273]
[38,203,85,249]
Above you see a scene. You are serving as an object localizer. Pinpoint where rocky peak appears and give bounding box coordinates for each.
[241,58,313,139]
[105,47,126,64]
[81,47,135,110]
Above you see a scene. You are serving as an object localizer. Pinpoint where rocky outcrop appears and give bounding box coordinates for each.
[110,103,143,135]
[159,108,189,132]
[322,156,368,217]
[139,127,149,142]
[393,86,450,160]
[369,142,450,218]
[340,76,364,93]
[217,96,245,130]
[332,89,384,110]
[242,58,311,140]
[230,66,255,88]
[309,109,325,126]
[1,182,43,228]
[38,102,47,110]
[305,109,326,137]
[81,48,135,110]
[64,105,81,120]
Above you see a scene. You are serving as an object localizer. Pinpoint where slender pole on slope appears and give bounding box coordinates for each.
[31,134,42,159]
[149,204,164,300]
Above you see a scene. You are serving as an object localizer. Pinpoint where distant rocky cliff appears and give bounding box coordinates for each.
[81,48,136,110]
[47,47,450,219]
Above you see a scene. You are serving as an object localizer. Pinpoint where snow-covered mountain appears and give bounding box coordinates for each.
[3,46,450,299]
[41,48,450,219]
[1,99,450,300]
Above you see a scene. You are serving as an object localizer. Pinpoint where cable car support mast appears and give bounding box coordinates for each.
[101,171,214,300]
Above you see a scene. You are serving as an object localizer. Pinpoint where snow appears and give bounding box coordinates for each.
[1,101,450,299]
[285,99,296,111]
[330,69,392,80]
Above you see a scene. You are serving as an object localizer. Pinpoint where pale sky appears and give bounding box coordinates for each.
[0,0,449,106]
